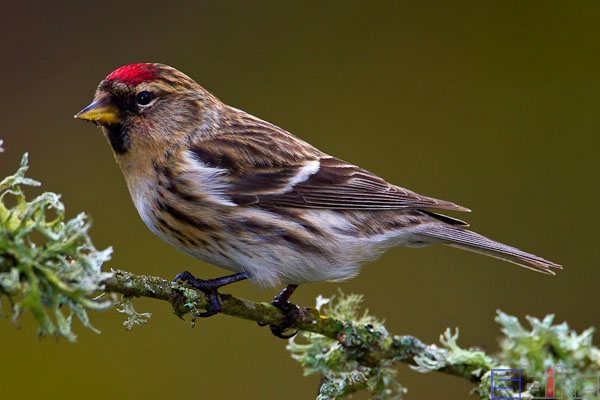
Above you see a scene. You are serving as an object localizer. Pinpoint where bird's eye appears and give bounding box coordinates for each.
[136,91,153,106]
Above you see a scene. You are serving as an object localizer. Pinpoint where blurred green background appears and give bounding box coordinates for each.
[1,1,598,399]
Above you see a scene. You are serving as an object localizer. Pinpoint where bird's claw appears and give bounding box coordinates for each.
[197,290,221,317]
[173,271,221,318]
[269,299,300,339]
[259,284,300,339]
[173,270,200,286]
[173,270,249,318]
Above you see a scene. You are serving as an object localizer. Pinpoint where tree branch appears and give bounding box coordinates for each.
[101,270,486,383]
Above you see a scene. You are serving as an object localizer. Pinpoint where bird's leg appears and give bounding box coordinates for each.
[259,284,300,339]
[172,271,249,317]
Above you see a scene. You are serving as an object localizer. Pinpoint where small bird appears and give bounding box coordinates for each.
[75,63,561,336]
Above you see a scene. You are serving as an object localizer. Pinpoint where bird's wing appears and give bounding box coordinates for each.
[186,109,470,212]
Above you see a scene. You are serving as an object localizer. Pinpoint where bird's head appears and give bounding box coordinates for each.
[75,63,214,158]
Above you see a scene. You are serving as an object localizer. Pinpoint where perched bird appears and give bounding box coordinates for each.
[75,63,561,336]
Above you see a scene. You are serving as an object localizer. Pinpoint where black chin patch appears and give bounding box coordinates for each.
[104,124,130,154]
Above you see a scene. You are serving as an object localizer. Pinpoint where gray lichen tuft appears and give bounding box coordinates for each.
[0,153,114,341]
[117,296,152,330]
[287,290,407,400]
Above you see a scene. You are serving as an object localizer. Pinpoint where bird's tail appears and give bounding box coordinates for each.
[416,223,562,275]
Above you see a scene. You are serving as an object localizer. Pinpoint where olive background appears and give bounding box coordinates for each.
[1,2,598,399]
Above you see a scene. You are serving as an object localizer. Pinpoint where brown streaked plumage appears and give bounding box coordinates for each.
[75,63,562,331]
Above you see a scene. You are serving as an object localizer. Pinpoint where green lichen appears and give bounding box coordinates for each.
[117,295,152,330]
[0,153,114,341]
[287,290,406,400]
[496,311,600,371]
[411,327,494,379]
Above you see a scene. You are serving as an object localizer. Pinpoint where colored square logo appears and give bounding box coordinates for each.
[491,369,522,399]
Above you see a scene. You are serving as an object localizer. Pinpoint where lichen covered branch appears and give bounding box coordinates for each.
[100,270,488,398]
[102,270,472,371]
[101,270,600,399]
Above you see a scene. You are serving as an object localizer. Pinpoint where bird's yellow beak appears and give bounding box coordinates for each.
[74,99,121,125]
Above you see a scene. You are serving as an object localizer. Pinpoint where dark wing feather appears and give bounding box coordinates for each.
[189,108,470,212]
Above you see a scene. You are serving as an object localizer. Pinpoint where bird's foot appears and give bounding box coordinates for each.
[259,284,300,339]
[173,271,249,318]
